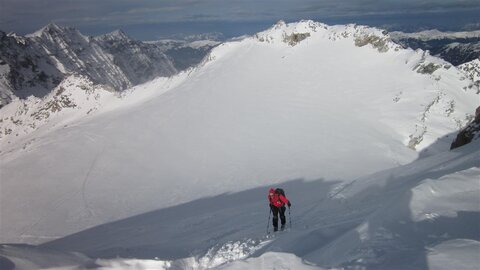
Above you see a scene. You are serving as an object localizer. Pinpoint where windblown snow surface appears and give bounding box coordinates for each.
[1,21,479,269]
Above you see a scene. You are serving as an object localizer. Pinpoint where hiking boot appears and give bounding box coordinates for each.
[280,225,285,231]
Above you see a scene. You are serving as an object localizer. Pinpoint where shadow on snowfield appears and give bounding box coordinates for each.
[41,178,343,260]
[37,142,480,269]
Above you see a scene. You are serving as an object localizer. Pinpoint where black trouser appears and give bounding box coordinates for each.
[270,204,286,230]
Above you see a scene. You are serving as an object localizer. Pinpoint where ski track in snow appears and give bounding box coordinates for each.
[81,143,107,217]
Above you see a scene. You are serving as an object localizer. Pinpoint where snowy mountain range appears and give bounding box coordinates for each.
[0,23,219,146]
[0,20,479,269]
[391,30,480,66]
[0,23,218,107]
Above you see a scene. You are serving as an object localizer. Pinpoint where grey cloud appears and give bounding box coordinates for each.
[295,0,480,17]
[0,0,201,32]
[0,0,479,36]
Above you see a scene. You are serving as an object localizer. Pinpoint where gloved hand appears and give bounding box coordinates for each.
[287,202,291,208]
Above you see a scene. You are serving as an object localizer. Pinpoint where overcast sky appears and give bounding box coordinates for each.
[1,0,479,40]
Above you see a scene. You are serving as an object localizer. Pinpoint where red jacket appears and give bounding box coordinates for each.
[268,188,289,207]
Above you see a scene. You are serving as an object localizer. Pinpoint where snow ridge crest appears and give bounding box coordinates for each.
[252,20,402,53]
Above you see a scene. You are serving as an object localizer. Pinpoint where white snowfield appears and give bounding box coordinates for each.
[0,20,479,269]
[1,137,479,269]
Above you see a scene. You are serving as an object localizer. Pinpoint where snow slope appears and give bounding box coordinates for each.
[1,132,478,270]
[0,20,479,269]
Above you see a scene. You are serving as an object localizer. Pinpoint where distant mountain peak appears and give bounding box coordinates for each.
[44,22,63,31]
[26,22,79,38]
[100,29,131,40]
[254,20,324,45]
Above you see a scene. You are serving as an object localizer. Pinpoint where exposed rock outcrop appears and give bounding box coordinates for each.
[450,106,480,149]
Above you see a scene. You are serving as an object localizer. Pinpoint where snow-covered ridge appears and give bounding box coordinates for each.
[207,20,477,152]
[253,20,401,53]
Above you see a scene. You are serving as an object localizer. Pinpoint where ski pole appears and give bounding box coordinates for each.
[266,207,272,234]
[288,207,292,229]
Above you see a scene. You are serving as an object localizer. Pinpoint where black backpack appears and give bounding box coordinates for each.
[275,188,285,197]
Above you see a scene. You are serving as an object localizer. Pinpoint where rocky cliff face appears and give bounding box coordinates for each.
[450,106,480,149]
[0,23,136,106]
[92,30,177,86]
[0,29,64,104]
